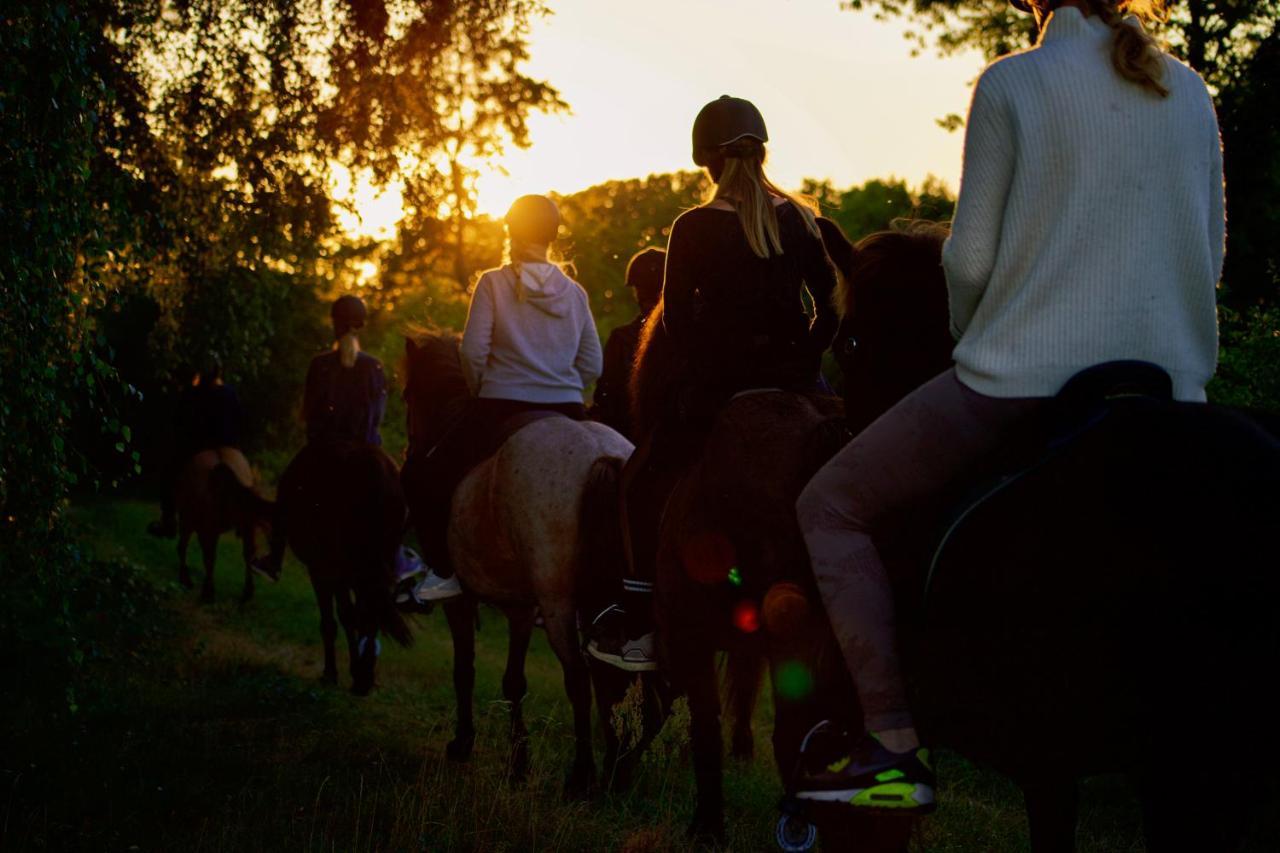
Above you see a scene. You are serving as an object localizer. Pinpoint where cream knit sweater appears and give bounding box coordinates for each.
[942,8,1225,402]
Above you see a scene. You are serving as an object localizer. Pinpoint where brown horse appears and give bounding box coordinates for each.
[175,447,273,603]
[276,441,413,695]
[401,331,632,793]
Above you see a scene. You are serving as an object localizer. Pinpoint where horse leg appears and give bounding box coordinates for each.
[177,525,194,589]
[1023,777,1079,853]
[543,605,595,797]
[443,597,476,761]
[311,575,338,685]
[727,648,763,761]
[502,608,536,784]
[238,522,255,603]
[198,531,218,603]
[675,641,725,843]
[334,586,360,688]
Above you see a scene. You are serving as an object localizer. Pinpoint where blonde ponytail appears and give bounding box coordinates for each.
[1089,0,1170,97]
[711,139,820,259]
[338,330,360,368]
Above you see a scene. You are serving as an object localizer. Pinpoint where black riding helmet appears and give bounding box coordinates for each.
[691,96,768,166]
[625,247,666,308]
[1009,0,1032,10]
[505,194,560,245]
[332,294,367,339]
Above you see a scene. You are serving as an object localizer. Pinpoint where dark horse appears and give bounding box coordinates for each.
[175,447,274,603]
[630,220,1280,851]
[400,331,632,793]
[275,441,413,695]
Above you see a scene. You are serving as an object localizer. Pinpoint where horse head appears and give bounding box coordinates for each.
[402,328,470,454]
[835,221,953,433]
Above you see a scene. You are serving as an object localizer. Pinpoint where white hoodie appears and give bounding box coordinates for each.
[460,262,604,404]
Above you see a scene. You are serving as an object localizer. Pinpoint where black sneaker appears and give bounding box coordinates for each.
[793,722,935,813]
[584,604,657,672]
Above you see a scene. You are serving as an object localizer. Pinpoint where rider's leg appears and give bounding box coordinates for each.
[792,369,1040,804]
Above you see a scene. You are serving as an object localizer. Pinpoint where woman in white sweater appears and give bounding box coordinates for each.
[792,0,1224,810]
[408,195,603,602]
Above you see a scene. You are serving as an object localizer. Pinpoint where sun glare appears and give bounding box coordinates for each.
[336,0,984,238]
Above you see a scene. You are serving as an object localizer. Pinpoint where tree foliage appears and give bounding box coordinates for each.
[845,1,1278,91]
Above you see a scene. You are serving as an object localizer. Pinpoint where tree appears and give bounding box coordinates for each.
[844,1,1278,91]
[555,172,709,334]
[803,176,956,244]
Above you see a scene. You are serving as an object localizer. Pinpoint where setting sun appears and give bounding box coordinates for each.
[336,0,985,236]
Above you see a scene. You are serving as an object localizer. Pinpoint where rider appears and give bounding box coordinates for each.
[251,294,387,580]
[591,247,665,440]
[148,353,242,538]
[792,0,1223,811]
[405,194,604,603]
[586,96,839,671]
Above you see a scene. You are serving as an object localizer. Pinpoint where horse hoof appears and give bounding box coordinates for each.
[350,681,373,697]
[446,737,474,762]
[239,589,254,605]
[179,575,194,590]
[321,671,338,686]
[199,589,215,604]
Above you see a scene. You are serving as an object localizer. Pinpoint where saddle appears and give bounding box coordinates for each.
[924,361,1177,599]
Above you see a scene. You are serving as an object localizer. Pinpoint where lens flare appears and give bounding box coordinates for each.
[762,582,810,637]
[732,600,760,633]
[775,660,814,700]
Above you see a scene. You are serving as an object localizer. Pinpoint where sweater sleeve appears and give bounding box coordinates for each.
[660,214,699,350]
[803,219,840,356]
[942,70,1016,340]
[1206,93,1226,285]
[459,274,496,395]
[574,295,604,391]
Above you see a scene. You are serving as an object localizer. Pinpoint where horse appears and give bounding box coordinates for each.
[175,447,274,603]
[401,330,632,793]
[275,441,414,695]
[624,294,880,844]
[629,220,1280,851]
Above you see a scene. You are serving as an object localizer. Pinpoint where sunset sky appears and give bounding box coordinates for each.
[337,0,988,237]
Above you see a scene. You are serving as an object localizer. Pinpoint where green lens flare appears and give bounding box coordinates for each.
[727,567,742,586]
[776,660,814,700]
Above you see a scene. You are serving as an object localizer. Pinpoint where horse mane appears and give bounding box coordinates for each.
[628,298,682,439]
[838,219,950,321]
[401,323,469,403]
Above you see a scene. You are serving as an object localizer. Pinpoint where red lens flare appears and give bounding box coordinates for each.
[733,600,760,634]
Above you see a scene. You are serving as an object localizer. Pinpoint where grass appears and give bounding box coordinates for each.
[1,499,1274,851]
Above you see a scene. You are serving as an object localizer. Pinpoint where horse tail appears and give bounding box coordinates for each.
[378,592,414,648]
[209,463,274,525]
[576,455,627,620]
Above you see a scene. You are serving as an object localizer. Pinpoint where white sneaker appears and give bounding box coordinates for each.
[410,570,463,603]
[587,632,658,672]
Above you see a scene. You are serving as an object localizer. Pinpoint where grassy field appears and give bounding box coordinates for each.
[3,499,1273,851]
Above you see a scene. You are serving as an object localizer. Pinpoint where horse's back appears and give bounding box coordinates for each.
[285,442,404,572]
[178,447,255,531]
[451,416,632,603]
[920,400,1280,777]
